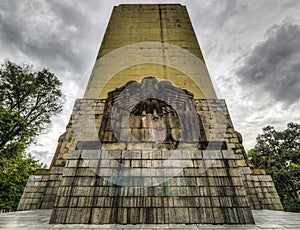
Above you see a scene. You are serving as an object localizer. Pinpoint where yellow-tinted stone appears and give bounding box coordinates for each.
[84,4,217,99]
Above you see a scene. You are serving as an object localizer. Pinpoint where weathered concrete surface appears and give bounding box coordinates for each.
[0,209,299,229]
[83,4,217,99]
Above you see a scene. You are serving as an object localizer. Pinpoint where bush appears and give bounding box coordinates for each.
[283,198,300,213]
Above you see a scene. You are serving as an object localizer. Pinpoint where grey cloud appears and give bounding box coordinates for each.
[237,23,300,105]
[0,0,103,78]
[29,150,52,166]
[190,0,243,27]
[282,0,300,8]
[209,0,247,28]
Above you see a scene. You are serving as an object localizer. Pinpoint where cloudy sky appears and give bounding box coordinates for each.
[0,0,299,166]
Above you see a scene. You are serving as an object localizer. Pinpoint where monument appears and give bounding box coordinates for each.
[18,4,283,224]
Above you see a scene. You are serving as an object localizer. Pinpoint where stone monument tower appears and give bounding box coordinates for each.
[18,4,283,224]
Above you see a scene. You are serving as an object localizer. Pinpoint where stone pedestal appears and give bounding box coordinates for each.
[49,149,254,224]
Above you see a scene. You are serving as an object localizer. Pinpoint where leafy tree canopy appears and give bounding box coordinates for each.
[0,60,64,156]
[0,60,64,211]
[0,152,46,211]
[248,122,300,212]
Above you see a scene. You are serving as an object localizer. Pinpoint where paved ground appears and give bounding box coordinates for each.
[0,209,299,229]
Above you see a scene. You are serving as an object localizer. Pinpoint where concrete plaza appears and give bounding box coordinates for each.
[0,209,299,229]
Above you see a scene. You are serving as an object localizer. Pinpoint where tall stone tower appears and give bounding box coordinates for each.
[18,4,283,224]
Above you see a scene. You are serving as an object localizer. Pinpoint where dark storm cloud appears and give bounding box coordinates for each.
[0,0,104,77]
[237,23,300,105]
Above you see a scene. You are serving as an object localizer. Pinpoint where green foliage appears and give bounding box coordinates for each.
[0,60,64,211]
[248,123,300,212]
[0,151,45,211]
[0,106,30,157]
[0,60,64,153]
[282,198,300,213]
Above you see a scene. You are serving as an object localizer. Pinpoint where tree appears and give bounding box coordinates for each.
[0,60,64,154]
[248,123,300,212]
[0,106,30,158]
[0,153,46,211]
[0,60,64,211]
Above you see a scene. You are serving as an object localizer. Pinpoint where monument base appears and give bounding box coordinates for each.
[49,149,254,224]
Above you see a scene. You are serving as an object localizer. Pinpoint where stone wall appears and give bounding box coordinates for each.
[49,149,254,224]
[18,97,283,219]
[18,99,105,211]
[194,99,283,211]
[243,168,283,210]
[17,169,50,210]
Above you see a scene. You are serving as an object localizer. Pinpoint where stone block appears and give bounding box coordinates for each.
[102,143,126,150]
[202,150,223,159]
[222,150,237,159]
